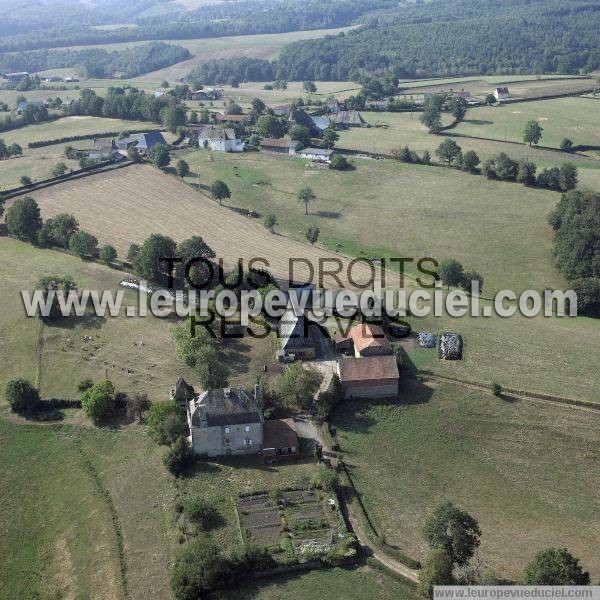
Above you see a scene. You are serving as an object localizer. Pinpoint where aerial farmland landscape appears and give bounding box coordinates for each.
[0,1,599,599]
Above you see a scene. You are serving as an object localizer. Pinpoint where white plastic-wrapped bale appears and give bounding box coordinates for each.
[439,332,462,360]
[417,332,437,348]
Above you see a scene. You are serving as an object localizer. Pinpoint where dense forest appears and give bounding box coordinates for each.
[188,0,600,83]
[0,43,190,79]
[0,0,398,52]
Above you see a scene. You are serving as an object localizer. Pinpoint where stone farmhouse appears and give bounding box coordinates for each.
[333,323,399,399]
[177,380,299,458]
[338,354,399,399]
[194,125,244,152]
[187,385,264,456]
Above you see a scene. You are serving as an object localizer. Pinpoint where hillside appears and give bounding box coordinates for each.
[196,0,600,83]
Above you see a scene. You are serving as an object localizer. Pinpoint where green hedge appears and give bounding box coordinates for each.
[28,129,153,148]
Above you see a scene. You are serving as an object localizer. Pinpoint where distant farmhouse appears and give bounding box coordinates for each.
[331,110,369,128]
[260,138,303,155]
[3,71,29,82]
[493,87,510,101]
[327,98,342,113]
[214,113,252,124]
[272,104,292,117]
[89,138,119,161]
[188,88,223,101]
[365,100,387,111]
[116,131,166,155]
[16,100,44,115]
[194,125,244,152]
[181,381,299,458]
[297,147,335,163]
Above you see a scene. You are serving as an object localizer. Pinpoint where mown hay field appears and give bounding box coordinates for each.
[332,379,600,581]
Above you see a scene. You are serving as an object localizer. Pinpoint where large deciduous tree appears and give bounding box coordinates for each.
[422,501,481,567]
[523,548,590,585]
[5,196,42,241]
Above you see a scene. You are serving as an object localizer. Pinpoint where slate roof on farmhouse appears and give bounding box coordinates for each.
[278,306,313,350]
[117,131,166,150]
[298,147,334,157]
[196,125,237,140]
[92,138,116,153]
[338,355,399,382]
[331,110,367,126]
[190,388,262,427]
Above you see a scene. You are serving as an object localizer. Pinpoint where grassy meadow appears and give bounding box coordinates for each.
[332,379,600,581]
[179,149,563,295]
[0,418,173,599]
[224,565,416,600]
[401,76,594,98]
[453,97,600,150]
[0,237,274,403]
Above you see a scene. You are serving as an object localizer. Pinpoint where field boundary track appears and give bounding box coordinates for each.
[73,435,129,600]
[415,372,600,411]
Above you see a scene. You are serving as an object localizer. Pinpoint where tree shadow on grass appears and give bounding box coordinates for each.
[228,564,366,599]
[313,210,342,219]
[42,312,106,330]
[462,119,494,125]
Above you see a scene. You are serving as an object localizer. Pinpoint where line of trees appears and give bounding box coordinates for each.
[0,43,191,79]
[548,190,600,317]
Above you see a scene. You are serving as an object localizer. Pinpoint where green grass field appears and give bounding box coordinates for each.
[332,379,600,581]
[180,149,561,294]
[0,237,273,403]
[453,97,600,150]
[177,150,600,400]
[0,417,177,599]
[336,109,600,187]
[225,565,416,599]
